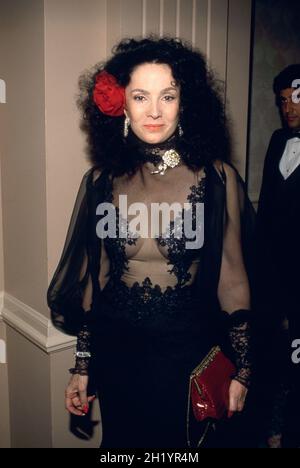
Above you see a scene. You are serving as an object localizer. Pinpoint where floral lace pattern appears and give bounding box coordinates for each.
[69,324,92,376]
[227,312,252,388]
[100,172,206,323]
[101,277,196,324]
[156,175,206,287]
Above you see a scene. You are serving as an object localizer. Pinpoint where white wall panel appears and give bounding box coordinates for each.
[121,0,143,37]
[178,0,194,43]
[144,0,161,35]
[209,0,228,81]
[106,0,122,55]
[194,0,209,52]
[162,0,177,36]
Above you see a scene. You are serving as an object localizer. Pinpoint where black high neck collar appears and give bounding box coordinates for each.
[126,127,179,164]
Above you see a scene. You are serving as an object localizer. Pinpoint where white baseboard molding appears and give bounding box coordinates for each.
[0,292,76,353]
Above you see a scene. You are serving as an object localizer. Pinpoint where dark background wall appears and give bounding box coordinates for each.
[248,0,300,203]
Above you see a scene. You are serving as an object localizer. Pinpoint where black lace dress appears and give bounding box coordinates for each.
[47,132,255,448]
[91,166,218,448]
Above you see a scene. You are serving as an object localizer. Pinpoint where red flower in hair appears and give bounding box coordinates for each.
[93,70,125,117]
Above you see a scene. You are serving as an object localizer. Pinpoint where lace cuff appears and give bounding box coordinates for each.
[69,323,92,376]
[224,309,253,389]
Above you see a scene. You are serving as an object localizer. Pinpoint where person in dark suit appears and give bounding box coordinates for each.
[255,64,300,448]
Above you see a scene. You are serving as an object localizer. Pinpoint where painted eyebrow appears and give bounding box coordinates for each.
[130,87,178,94]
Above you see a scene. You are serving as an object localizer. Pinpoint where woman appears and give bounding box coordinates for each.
[47,37,255,448]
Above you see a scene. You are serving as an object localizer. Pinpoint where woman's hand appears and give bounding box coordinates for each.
[228,379,248,417]
[65,374,96,416]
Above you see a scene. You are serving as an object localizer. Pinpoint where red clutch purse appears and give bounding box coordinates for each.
[188,345,236,421]
[186,346,236,447]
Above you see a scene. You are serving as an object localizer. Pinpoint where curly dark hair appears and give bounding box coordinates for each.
[77,36,231,177]
[273,64,300,96]
[273,64,300,109]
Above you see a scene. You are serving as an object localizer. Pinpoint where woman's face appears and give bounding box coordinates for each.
[124,62,180,144]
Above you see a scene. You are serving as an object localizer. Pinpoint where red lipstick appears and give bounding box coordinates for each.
[143,124,164,132]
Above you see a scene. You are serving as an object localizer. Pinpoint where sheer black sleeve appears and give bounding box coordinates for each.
[47,167,97,336]
[216,162,255,388]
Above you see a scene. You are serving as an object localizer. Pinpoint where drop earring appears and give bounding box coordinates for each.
[178,122,183,137]
[124,116,130,138]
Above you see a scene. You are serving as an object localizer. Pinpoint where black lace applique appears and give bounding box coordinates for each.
[101,277,195,324]
[227,312,253,388]
[102,176,138,281]
[105,208,138,281]
[69,324,92,376]
[186,175,206,205]
[101,172,206,322]
[157,173,206,287]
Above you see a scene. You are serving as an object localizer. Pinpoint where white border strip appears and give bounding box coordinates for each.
[176,0,180,37]
[207,0,211,61]
[142,0,147,37]
[192,0,197,46]
[159,0,164,37]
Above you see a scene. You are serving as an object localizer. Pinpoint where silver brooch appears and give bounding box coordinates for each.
[150,149,181,175]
